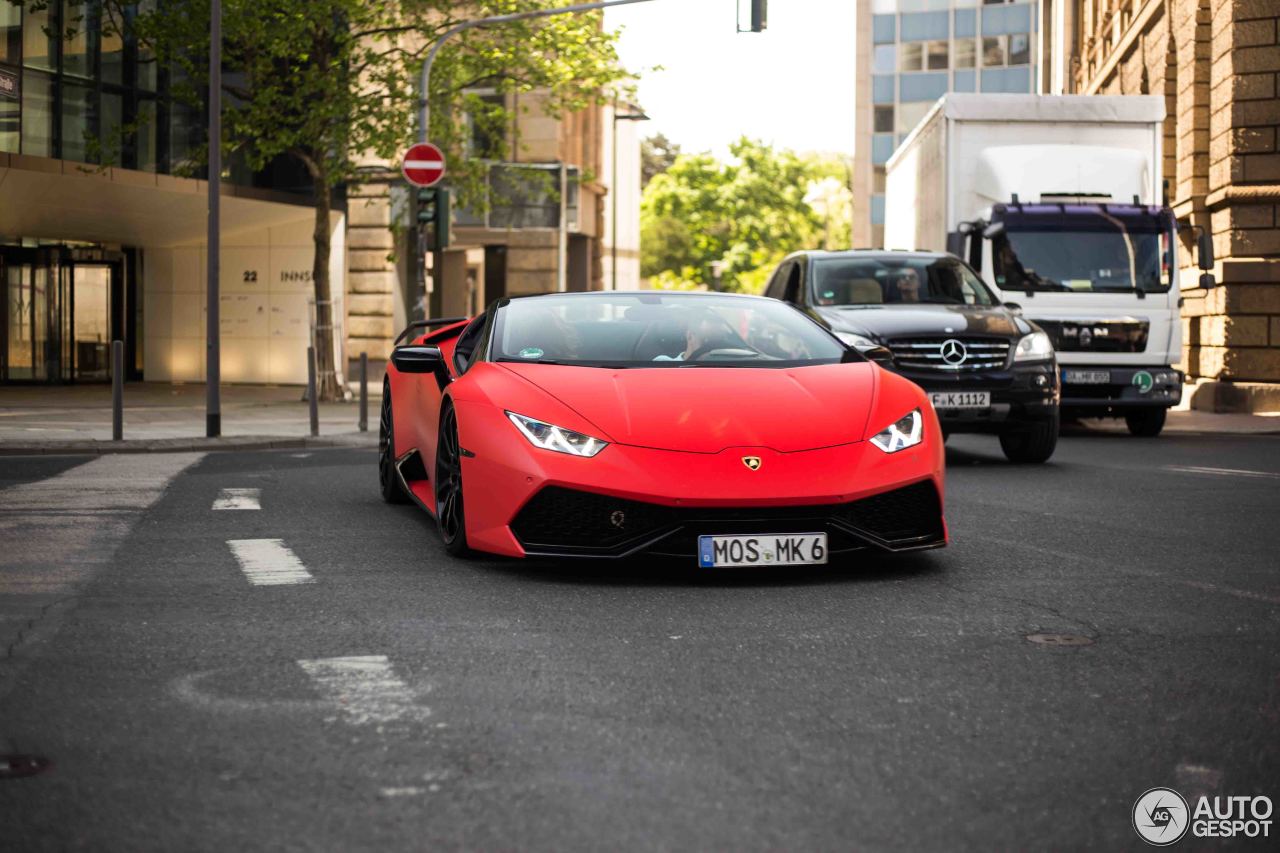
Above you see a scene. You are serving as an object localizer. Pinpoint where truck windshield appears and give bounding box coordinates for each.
[992,206,1174,294]
[810,256,997,306]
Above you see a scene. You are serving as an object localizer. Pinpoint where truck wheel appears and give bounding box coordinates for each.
[999,414,1059,464]
[1125,408,1166,437]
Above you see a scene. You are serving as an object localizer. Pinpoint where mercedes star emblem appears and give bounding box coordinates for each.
[940,338,968,365]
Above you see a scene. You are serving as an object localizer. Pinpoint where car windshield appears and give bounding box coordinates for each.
[810,256,997,307]
[992,207,1174,293]
[493,293,848,368]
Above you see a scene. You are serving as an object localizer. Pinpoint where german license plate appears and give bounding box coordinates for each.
[1064,369,1111,384]
[698,533,827,568]
[929,391,990,410]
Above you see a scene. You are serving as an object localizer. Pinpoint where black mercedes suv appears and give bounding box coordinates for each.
[764,250,1060,463]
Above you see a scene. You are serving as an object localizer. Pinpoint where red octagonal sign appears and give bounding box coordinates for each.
[402,142,446,187]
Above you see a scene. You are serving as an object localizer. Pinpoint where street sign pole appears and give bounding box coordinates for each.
[206,0,221,437]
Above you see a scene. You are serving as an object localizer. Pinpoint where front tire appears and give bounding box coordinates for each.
[379,381,408,504]
[999,413,1059,464]
[1125,408,1166,437]
[434,402,471,557]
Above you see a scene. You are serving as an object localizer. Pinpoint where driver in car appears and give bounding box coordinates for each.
[653,309,735,361]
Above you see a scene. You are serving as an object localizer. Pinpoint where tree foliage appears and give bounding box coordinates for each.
[640,138,852,293]
[640,132,680,188]
[78,0,631,397]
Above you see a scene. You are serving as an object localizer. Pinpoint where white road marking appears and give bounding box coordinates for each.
[379,787,428,798]
[290,453,312,458]
[213,488,261,510]
[297,655,428,726]
[227,539,314,586]
[1164,465,1280,480]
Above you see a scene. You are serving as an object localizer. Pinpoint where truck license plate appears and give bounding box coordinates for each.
[1064,369,1111,384]
[698,533,827,568]
[929,391,990,410]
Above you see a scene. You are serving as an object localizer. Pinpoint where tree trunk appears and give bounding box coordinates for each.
[311,168,342,401]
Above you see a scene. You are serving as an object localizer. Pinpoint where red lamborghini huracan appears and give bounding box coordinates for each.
[380,292,946,566]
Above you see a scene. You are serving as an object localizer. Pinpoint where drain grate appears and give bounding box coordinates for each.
[0,754,51,779]
[1025,633,1094,647]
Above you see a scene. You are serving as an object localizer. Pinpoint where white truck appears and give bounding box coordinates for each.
[884,93,1215,436]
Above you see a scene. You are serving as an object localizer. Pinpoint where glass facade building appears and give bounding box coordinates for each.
[854,0,1039,247]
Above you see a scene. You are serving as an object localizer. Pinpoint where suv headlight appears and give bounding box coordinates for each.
[1013,331,1053,363]
[870,409,923,453]
[835,331,879,351]
[506,412,608,457]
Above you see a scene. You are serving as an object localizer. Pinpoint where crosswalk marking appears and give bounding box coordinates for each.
[227,539,314,586]
[296,655,427,726]
[213,488,261,510]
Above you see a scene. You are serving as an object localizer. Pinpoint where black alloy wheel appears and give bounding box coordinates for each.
[434,402,471,556]
[379,381,408,503]
[998,412,1060,464]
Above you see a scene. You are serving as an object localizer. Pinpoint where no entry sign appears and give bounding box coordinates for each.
[402,142,446,187]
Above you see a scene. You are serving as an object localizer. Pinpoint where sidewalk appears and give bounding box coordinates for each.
[0,383,378,454]
[1071,410,1280,436]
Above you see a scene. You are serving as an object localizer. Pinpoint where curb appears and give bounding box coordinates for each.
[0,433,378,456]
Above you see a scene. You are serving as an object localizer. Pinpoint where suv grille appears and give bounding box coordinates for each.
[510,481,944,557]
[886,337,1010,371]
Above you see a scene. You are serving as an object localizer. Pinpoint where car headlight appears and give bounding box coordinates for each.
[835,331,879,351]
[1013,331,1053,363]
[870,409,923,453]
[506,412,608,457]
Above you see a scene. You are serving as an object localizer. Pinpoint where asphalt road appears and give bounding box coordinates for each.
[1,429,1278,851]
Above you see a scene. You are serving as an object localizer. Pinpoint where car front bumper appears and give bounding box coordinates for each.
[452,399,947,560]
[897,361,1060,434]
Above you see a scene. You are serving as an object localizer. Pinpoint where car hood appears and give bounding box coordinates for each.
[496,362,877,453]
[815,304,1028,340]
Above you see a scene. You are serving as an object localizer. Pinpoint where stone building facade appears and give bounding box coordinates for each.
[1047,0,1280,411]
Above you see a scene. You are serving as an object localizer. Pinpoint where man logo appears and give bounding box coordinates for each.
[742,456,762,471]
[1133,787,1190,846]
[940,338,968,366]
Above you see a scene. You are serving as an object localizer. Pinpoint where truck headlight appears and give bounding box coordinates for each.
[870,409,923,454]
[506,412,608,457]
[1013,331,1053,363]
[835,331,879,351]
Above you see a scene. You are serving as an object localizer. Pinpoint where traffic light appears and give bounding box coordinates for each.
[416,186,450,252]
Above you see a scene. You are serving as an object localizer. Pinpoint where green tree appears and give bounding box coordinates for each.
[640,132,681,187]
[640,138,850,293]
[80,0,630,398]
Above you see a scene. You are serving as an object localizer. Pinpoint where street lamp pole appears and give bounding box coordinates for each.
[206,0,221,437]
[611,98,649,290]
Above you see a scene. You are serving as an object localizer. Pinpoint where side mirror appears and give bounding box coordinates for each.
[1003,301,1022,313]
[1197,230,1214,271]
[859,345,895,367]
[391,345,444,374]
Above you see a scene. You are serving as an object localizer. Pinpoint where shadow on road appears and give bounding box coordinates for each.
[472,549,946,589]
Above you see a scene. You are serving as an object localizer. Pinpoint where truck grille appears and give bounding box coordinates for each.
[886,337,1010,371]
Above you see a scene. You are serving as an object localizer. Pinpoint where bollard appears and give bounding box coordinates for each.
[307,345,319,437]
[358,352,368,432]
[112,340,124,441]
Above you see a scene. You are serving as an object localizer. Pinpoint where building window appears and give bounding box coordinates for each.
[874,105,894,133]
[61,81,94,162]
[896,101,932,135]
[23,5,55,71]
[0,2,20,65]
[21,70,52,156]
[873,44,896,74]
[873,169,886,194]
[872,75,895,104]
[872,134,895,166]
[870,194,886,227]
[900,11,949,41]
[899,71,948,102]
[927,40,949,70]
[954,39,976,68]
[62,1,94,79]
[1008,33,1031,65]
[872,14,896,44]
[900,42,923,72]
[0,78,18,152]
[982,35,1006,67]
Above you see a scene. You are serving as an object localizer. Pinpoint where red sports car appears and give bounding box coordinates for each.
[380,291,946,566]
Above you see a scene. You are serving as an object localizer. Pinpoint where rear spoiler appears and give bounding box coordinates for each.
[393,317,469,345]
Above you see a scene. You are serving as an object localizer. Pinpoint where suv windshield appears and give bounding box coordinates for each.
[494,293,847,368]
[810,256,996,307]
[992,207,1174,293]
